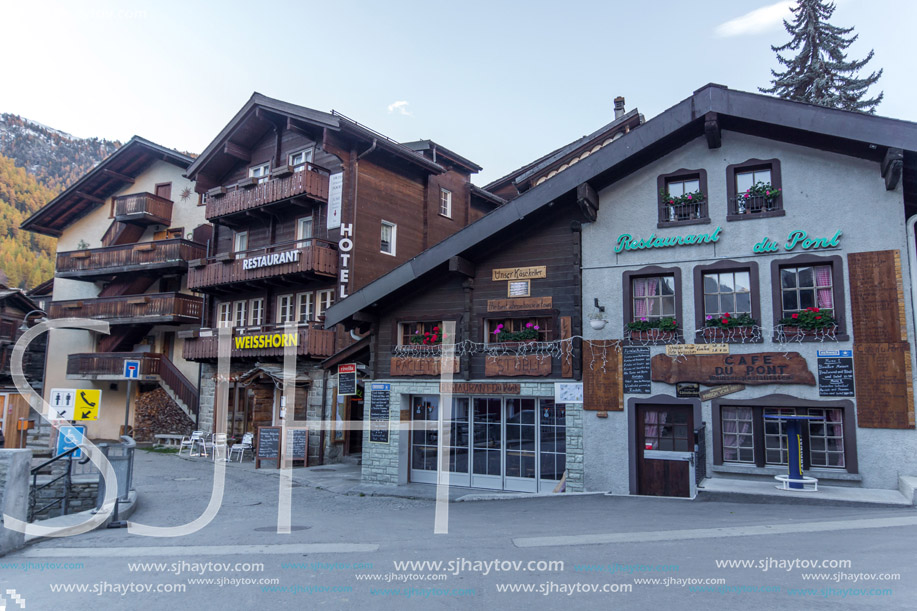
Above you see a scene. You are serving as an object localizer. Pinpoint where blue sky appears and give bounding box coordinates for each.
[2,0,913,185]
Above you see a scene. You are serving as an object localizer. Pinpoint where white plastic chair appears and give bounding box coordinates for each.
[229,432,253,462]
[178,431,205,456]
[206,433,229,461]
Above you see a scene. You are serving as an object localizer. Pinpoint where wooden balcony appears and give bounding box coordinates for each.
[56,239,207,280]
[187,239,337,292]
[205,164,329,221]
[48,292,204,325]
[181,324,336,361]
[114,192,173,226]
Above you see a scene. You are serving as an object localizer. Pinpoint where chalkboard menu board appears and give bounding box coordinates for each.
[370,383,390,444]
[338,364,357,396]
[818,352,855,397]
[622,347,652,394]
[287,428,308,463]
[256,426,281,469]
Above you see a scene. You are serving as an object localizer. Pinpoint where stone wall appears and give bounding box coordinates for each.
[0,449,31,555]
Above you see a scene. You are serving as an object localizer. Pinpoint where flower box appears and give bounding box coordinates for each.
[629,330,678,343]
[702,326,755,341]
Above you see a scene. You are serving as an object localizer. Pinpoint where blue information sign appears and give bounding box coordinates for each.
[56,425,86,458]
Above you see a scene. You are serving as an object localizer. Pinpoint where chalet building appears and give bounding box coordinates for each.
[0,283,46,444]
[180,93,493,465]
[22,137,208,440]
[329,84,917,498]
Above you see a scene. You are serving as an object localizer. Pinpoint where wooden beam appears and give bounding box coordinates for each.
[576,182,598,222]
[102,169,135,184]
[75,191,104,204]
[352,311,377,325]
[882,147,903,191]
[223,141,251,162]
[448,256,475,277]
[704,112,721,149]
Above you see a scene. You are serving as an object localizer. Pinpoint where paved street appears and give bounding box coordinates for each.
[3,450,916,610]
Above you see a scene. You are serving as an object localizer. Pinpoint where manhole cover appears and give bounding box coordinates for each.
[173,477,199,481]
[254,525,311,532]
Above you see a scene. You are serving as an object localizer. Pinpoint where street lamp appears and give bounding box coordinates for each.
[18,309,48,333]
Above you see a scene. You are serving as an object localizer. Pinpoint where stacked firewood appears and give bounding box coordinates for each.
[133,388,194,442]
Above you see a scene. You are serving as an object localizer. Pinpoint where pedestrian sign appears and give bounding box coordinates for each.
[124,360,141,379]
[56,425,86,458]
[74,389,101,421]
[49,388,76,420]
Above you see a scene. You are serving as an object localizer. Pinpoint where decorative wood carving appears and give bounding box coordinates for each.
[484,355,551,377]
[390,357,459,376]
[854,342,915,429]
[651,352,815,386]
[848,250,906,342]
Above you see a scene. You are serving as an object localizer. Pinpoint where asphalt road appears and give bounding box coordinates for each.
[3,450,916,610]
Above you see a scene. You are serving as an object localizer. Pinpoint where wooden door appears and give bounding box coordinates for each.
[637,404,693,497]
[155,182,172,201]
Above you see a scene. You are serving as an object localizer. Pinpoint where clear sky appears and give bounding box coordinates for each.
[2,0,912,185]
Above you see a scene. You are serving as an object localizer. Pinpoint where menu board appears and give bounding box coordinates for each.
[338,363,357,396]
[370,383,391,443]
[256,426,281,469]
[817,351,855,397]
[622,347,652,394]
[287,428,308,463]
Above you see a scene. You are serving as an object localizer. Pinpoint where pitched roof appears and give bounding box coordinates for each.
[21,136,193,237]
[324,83,917,328]
[401,140,483,173]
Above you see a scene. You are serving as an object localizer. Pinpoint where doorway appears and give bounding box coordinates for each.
[636,404,693,497]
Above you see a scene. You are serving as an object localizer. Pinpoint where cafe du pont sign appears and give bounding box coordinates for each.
[242,250,300,270]
[651,352,816,386]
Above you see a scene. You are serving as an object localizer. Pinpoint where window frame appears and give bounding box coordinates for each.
[380,220,397,256]
[439,188,452,218]
[296,291,314,323]
[711,395,857,473]
[289,148,314,171]
[276,294,295,325]
[656,168,709,228]
[622,265,683,336]
[398,321,445,346]
[726,158,784,221]
[770,253,848,340]
[296,216,313,247]
[692,260,762,343]
[233,230,248,253]
[483,315,554,344]
[249,162,271,183]
[249,298,264,327]
[233,300,247,328]
[217,302,232,328]
[315,289,335,320]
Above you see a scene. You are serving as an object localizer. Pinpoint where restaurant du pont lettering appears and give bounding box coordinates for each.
[241,250,300,270]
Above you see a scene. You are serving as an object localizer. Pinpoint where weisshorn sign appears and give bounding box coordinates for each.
[242,250,300,270]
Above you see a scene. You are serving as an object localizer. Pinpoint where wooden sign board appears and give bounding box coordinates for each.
[440,382,520,395]
[255,425,282,469]
[507,280,530,297]
[848,250,907,342]
[699,384,745,401]
[676,382,700,398]
[583,340,622,411]
[485,355,552,377]
[285,427,308,465]
[492,266,546,281]
[391,357,459,376]
[854,342,914,429]
[665,344,729,356]
[651,352,815,386]
[487,297,553,312]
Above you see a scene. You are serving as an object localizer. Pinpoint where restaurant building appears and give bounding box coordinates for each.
[329,85,917,497]
[21,137,208,440]
[180,93,492,465]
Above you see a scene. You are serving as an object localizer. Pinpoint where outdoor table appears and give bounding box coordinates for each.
[763,414,820,490]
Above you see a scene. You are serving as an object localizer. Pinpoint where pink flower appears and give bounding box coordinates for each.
[640,317,648,322]
[766,191,770,195]
[533,325,539,330]
[526,322,533,328]
[706,315,713,320]
[493,329,500,335]
[687,194,692,200]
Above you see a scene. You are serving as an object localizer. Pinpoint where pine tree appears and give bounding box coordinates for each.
[760,0,883,113]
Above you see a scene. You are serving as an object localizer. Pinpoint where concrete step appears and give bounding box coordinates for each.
[698,477,916,508]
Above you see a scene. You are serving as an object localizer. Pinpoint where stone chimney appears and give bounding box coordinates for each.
[614,96,626,119]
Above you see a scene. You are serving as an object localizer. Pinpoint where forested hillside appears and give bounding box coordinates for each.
[0,155,57,288]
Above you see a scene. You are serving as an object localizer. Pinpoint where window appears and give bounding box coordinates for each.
[315,289,335,320]
[296,292,313,323]
[277,294,295,325]
[656,168,708,227]
[693,261,761,339]
[727,158,783,218]
[217,302,232,328]
[440,188,452,218]
[249,163,270,183]
[233,230,248,253]
[380,221,396,255]
[779,265,834,317]
[632,276,675,321]
[233,301,247,328]
[485,317,553,343]
[289,148,313,171]
[714,398,855,472]
[249,298,264,326]
[703,271,751,318]
[399,321,443,345]
[296,217,313,247]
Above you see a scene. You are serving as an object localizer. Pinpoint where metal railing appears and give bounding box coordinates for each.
[28,446,84,522]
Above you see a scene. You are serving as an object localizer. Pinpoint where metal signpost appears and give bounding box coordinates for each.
[123,360,140,434]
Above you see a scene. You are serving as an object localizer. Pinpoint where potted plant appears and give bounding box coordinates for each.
[627,316,678,342]
[736,181,781,213]
[660,188,705,221]
[779,307,837,337]
[410,326,442,346]
[588,310,607,330]
[703,312,758,340]
[492,322,540,345]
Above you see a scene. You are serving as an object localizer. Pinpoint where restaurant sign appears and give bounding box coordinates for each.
[753,229,841,254]
[651,352,816,386]
[234,333,298,350]
[615,226,721,254]
[242,250,300,270]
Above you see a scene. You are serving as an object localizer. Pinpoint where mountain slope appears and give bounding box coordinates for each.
[0,154,57,288]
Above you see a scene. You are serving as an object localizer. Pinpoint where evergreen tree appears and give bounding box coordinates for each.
[760,0,883,113]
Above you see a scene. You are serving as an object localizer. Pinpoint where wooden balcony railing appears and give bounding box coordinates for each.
[188,239,337,291]
[67,352,199,415]
[56,239,206,278]
[205,164,329,221]
[114,192,173,226]
[181,324,336,361]
[48,292,204,325]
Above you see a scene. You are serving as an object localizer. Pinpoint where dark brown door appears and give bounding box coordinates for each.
[155,182,172,201]
[637,404,693,497]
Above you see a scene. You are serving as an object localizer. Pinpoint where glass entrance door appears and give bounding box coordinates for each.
[504,398,537,492]
[410,396,471,486]
[471,398,502,489]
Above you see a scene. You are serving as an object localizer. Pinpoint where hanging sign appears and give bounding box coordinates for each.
[338,364,357,396]
[327,172,343,230]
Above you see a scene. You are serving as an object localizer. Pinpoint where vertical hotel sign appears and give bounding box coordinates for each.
[327,172,343,230]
